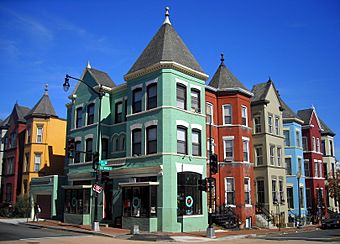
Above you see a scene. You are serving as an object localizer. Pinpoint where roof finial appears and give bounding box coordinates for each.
[220,53,225,65]
[44,84,48,95]
[311,104,315,110]
[163,7,171,25]
[87,60,91,69]
[268,76,272,82]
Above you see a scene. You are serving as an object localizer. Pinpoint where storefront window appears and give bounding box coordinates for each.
[64,188,90,214]
[122,185,157,218]
[177,172,202,216]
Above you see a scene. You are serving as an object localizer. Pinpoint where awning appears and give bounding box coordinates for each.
[62,185,92,190]
[118,182,159,187]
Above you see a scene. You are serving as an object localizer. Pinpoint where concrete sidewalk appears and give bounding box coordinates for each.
[23,220,319,242]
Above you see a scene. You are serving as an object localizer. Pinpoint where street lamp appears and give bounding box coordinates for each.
[297,171,302,228]
[63,74,104,231]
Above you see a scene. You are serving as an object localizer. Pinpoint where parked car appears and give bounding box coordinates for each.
[321,215,340,229]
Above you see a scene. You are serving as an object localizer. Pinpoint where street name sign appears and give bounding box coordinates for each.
[98,166,113,171]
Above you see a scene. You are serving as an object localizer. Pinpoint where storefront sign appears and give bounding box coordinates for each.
[92,184,103,193]
[185,196,193,208]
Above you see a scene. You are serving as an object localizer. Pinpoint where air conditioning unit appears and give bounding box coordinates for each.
[224,157,233,162]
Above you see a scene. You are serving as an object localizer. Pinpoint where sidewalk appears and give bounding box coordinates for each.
[24,220,319,242]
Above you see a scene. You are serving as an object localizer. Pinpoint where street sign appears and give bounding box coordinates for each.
[92,184,103,193]
[99,160,108,166]
[98,166,113,171]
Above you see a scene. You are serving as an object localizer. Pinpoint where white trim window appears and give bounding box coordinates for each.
[316,138,320,152]
[254,115,261,133]
[268,114,273,133]
[177,126,187,155]
[255,146,263,165]
[270,145,275,165]
[284,130,290,146]
[223,139,233,161]
[296,130,301,147]
[192,129,201,156]
[241,106,248,126]
[206,103,213,124]
[223,104,232,125]
[314,160,318,177]
[36,126,43,143]
[176,83,187,110]
[225,177,235,206]
[191,88,200,112]
[275,116,280,135]
[34,153,41,172]
[312,137,316,151]
[277,147,282,166]
[244,177,251,205]
[243,139,250,162]
[302,136,308,151]
[272,179,277,203]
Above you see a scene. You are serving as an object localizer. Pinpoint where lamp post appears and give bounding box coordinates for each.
[297,171,302,228]
[207,117,215,238]
[63,74,104,231]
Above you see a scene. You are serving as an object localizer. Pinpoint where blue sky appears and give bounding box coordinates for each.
[0,0,339,157]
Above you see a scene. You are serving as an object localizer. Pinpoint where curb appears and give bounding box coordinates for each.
[24,222,118,238]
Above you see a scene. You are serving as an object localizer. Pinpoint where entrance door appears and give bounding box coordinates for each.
[36,195,51,219]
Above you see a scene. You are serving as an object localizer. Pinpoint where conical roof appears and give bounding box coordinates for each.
[26,91,57,119]
[208,55,248,91]
[125,9,205,79]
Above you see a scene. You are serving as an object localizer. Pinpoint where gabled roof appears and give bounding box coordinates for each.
[208,55,249,92]
[26,91,57,119]
[251,81,272,103]
[125,10,205,79]
[0,115,10,128]
[87,67,116,88]
[279,97,303,124]
[319,118,335,136]
[9,103,31,123]
[297,109,313,126]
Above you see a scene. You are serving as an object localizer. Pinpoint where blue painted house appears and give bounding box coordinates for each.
[280,98,307,225]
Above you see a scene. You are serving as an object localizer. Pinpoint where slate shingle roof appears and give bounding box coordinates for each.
[208,61,248,91]
[0,115,10,128]
[126,23,204,76]
[250,81,272,102]
[26,93,57,118]
[13,104,31,123]
[87,68,116,88]
[297,109,313,126]
[319,118,335,136]
[280,97,301,120]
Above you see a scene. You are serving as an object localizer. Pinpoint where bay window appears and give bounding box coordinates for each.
[176,84,186,110]
[147,83,157,110]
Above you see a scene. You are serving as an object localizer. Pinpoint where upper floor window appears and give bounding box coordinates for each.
[101,138,109,160]
[146,126,157,154]
[268,114,273,133]
[132,128,142,156]
[223,104,232,125]
[224,139,233,161]
[191,89,200,112]
[285,158,292,175]
[322,140,326,156]
[34,153,41,172]
[75,141,81,163]
[275,116,280,135]
[27,127,31,143]
[76,107,83,128]
[124,99,128,121]
[132,88,143,113]
[36,126,43,143]
[147,83,157,110]
[255,146,263,165]
[6,158,14,175]
[330,140,334,156]
[296,131,301,147]
[176,84,186,110]
[241,106,248,126]
[225,177,235,206]
[284,130,290,146]
[115,102,123,124]
[277,147,282,166]
[254,116,261,133]
[192,129,201,156]
[87,104,95,125]
[302,137,308,151]
[177,126,187,155]
[85,138,93,162]
[243,139,249,162]
[312,137,316,151]
[244,178,251,205]
[9,132,16,148]
[304,160,310,177]
[270,145,275,165]
[272,179,277,203]
[316,138,320,152]
[206,103,213,124]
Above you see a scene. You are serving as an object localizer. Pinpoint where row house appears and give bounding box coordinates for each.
[319,118,338,213]
[0,116,10,202]
[64,9,209,232]
[280,98,307,225]
[205,55,255,228]
[251,79,288,226]
[297,108,327,221]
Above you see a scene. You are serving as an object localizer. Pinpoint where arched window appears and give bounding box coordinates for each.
[112,135,119,152]
[119,134,126,151]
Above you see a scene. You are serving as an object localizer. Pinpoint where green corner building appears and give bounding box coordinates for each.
[64,9,209,232]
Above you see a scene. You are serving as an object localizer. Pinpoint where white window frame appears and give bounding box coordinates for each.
[244,177,251,206]
[206,102,213,125]
[225,177,235,207]
[34,153,41,172]
[268,113,273,133]
[312,137,316,151]
[254,115,261,133]
[242,137,250,163]
[223,136,234,161]
[255,145,263,165]
[277,147,282,166]
[241,105,248,126]
[275,116,280,135]
[223,104,232,125]
[36,126,43,143]
[270,145,275,165]
[316,138,320,152]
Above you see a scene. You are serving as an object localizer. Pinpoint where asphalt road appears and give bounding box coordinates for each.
[0,222,87,242]
[257,228,340,242]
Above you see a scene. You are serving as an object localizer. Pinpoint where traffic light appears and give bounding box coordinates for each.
[198,178,207,192]
[210,153,218,175]
[67,137,75,158]
[92,152,100,170]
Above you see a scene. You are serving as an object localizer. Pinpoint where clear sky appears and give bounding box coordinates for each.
[0,0,339,158]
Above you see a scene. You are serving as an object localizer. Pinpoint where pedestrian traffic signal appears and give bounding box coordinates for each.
[67,137,75,158]
[210,153,218,175]
[92,152,100,170]
[198,178,207,192]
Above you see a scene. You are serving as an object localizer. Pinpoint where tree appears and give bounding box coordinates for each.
[327,168,340,208]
